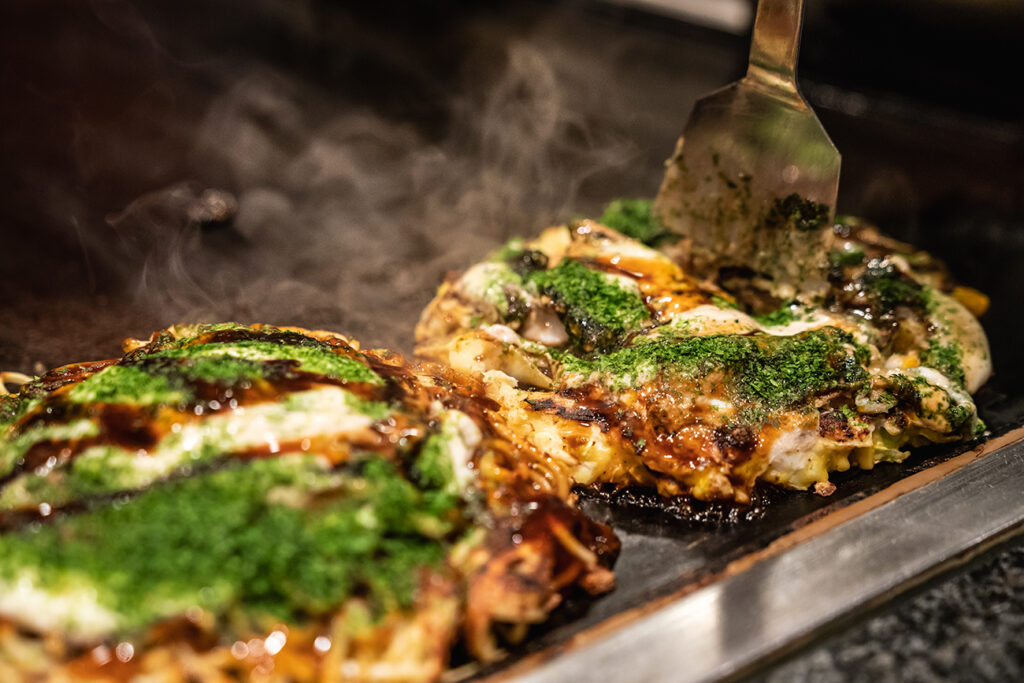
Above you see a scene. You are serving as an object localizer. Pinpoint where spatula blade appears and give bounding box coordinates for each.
[656,79,840,299]
[654,0,841,300]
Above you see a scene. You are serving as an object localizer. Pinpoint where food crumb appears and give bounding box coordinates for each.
[814,481,837,496]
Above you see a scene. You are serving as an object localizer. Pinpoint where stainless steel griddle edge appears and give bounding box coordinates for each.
[511,429,1024,683]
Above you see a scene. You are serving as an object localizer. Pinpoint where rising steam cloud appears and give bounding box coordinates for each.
[108,31,642,352]
[5,1,728,370]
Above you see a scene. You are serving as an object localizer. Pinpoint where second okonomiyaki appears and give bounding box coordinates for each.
[416,202,991,504]
[0,323,617,681]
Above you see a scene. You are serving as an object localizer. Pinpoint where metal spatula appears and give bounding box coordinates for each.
[653,0,840,300]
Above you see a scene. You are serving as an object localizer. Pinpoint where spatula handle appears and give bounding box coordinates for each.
[747,0,803,91]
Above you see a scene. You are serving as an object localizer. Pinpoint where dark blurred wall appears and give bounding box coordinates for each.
[802,0,1024,123]
[1,0,1021,375]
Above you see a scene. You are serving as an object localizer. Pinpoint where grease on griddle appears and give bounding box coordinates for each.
[576,483,783,525]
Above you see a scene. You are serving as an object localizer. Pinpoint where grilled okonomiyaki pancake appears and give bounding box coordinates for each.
[416,201,992,503]
[0,323,617,681]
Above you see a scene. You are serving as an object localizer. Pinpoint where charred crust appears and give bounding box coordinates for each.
[526,397,610,430]
[14,360,117,402]
[818,409,855,440]
[713,423,758,463]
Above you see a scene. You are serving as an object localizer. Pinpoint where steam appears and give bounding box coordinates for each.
[8,1,734,372]
[108,35,642,352]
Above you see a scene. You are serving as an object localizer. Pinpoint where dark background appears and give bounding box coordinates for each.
[2,0,1021,370]
[2,1,1023,678]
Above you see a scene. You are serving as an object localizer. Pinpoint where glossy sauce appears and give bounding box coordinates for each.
[593,253,713,320]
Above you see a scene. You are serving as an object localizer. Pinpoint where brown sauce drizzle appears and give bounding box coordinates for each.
[5,356,391,486]
[132,326,356,356]
[6,401,160,484]
[17,360,119,398]
[364,350,504,441]
[523,378,783,501]
[525,396,614,432]
[590,254,713,320]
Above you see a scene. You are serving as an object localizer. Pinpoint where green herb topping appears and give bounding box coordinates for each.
[920,339,966,388]
[753,302,802,327]
[762,193,830,233]
[711,295,740,311]
[0,394,32,429]
[143,341,381,385]
[0,454,462,635]
[529,259,651,353]
[464,263,526,320]
[599,199,677,247]
[67,365,186,405]
[828,244,866,268]
[561,327,869,409]
[490,237,526,263]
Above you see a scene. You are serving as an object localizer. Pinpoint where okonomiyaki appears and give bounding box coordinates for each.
[416,201,991,503]
[0,323,617,681]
